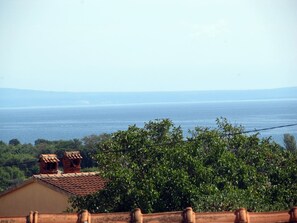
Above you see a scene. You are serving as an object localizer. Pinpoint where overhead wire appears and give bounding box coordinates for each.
[226,123,297,136]
[1,123,296,157]
[98,123,297,153]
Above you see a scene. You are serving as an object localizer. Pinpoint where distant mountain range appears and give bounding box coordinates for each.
[0,87,297,108]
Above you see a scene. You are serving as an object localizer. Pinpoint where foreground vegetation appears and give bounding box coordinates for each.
[1,118,296,213]
[70,118,297,213]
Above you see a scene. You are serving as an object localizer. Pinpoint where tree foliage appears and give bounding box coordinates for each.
[8,138,21,146]
[284,133,297,153]
[70,118,297,213]
[1,119,296,213]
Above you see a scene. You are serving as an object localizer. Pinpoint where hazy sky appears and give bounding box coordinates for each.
[0,0,296,92]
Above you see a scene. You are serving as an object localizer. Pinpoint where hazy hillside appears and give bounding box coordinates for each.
[0,87,296,108]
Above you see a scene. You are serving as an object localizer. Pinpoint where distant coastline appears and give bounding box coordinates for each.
[0,87,296,108]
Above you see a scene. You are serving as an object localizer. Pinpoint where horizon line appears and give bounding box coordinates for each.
[1,86,297,94]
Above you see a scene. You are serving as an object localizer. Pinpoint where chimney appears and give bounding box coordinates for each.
[39,154,59,174]
[62,151,82,173]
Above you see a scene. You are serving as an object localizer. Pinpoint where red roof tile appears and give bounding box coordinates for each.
[64,151,83,160]
[33,172,106,196]
[39,154,60,163]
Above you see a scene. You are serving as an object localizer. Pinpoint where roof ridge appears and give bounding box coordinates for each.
[33,171,99,178]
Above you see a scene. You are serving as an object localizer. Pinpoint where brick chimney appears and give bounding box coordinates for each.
[62,151,82,173]
[39,154,59,174]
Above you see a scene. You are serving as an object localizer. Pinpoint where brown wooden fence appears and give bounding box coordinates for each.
[1,207,297,223]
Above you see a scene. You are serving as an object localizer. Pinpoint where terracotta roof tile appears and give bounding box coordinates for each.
[39,154,60,163]
[64,151,83,160]
[33,172,106,196]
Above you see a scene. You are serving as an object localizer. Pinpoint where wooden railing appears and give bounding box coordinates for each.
[1,207,297,223]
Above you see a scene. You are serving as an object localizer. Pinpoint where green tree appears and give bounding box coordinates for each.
[0,166,26,191]
[8,138,20,146]
[80,134,111,168]
[70,118,297,213]
[34,138,51,145]
[283,133,297,153]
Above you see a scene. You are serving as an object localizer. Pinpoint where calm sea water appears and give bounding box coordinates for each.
[0,99,296,145]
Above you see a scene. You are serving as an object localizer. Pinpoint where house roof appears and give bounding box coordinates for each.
[0,172,106,198]
[33,172,106,196]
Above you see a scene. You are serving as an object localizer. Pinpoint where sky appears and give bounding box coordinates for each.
[0,0,296,92]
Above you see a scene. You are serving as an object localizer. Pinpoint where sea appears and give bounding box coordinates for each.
[0,99,296,146]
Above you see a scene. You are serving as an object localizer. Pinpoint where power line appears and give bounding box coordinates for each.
[1,124,297,158]
[230,123,297,136]
[99,123,297,153]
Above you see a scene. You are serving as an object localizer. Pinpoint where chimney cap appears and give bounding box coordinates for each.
[39,154,60,163]
[64,151,83,160]
[62,151,82,174]
[38,154,59,174]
